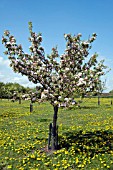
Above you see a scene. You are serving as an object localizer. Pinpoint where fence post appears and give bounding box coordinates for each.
[56,125,58,149]
[19,98,21,104]
[30,102,33,112]
[48,123,52,150]
[98,96,100,105]
[111,100,112,105]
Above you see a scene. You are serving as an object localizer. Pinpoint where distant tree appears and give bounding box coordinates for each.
[109,90,113,94]
[0,82,5,99]
[0,82,31,100]
[5,83,21,100]
[2,22,108,150]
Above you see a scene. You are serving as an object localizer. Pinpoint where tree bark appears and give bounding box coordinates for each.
[52,105,58,150]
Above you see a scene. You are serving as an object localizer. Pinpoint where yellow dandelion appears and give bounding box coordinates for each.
[37,157,41,161]
[76,157,79,164]
[64,165,68,169]
[65,150,68,155]
[107,166,110,168]
[7,165,12,169]
[56,163,60,167]
[31,154,35,159]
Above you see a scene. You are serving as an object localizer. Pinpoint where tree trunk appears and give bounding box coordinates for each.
[51,105,58,150]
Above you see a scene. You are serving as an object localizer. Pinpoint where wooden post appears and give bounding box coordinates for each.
[52,105,58,150]
[111,100,112,105]
[98,96,100,105]
[30,102,33,112]
[56,125,58,149]
[48,123,52,150]
[19,98,21,104]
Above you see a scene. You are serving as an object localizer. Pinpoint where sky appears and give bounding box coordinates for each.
[0,0,113,92]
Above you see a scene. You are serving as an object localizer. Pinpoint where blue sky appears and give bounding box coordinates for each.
[0,0,113,92]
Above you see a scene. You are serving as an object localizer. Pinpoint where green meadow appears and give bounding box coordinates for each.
[0,98,113,169]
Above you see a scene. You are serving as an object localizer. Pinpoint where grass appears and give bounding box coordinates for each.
[0,98,113,169]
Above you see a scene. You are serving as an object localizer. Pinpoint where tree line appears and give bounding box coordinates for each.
[0,82,35,99]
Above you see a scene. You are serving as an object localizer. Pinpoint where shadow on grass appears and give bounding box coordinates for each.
[79,106,99,109]
[68,106,100,110]
[38,118,50,122]
[59,130,113,157]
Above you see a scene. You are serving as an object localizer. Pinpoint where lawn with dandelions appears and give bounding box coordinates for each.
[0,98,113,170]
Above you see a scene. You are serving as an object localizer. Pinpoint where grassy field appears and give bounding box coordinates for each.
[0,98,113,170]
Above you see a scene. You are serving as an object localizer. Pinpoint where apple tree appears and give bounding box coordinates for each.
[2,22,107,150]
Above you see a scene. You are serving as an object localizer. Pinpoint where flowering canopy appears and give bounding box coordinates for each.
[2,22,107,106]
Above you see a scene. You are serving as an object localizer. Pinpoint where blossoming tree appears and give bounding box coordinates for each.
[2,22,107,150]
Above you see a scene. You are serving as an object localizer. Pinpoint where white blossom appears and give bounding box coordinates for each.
[64,98,69,101]
[54,101,58,105]
[65,67,70,71]
[58,96,62,100]
[78,72,82,77]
